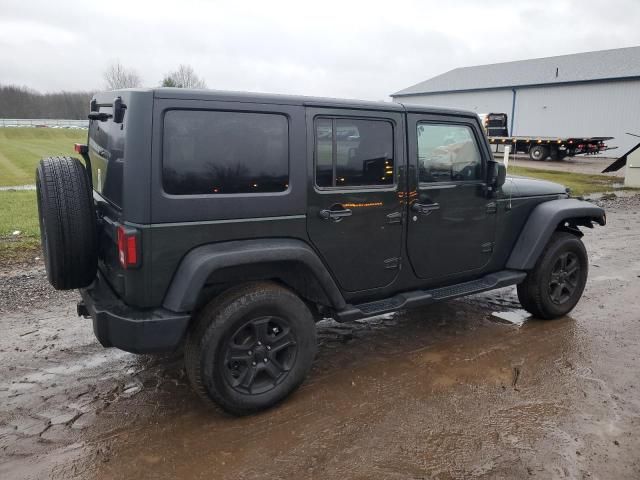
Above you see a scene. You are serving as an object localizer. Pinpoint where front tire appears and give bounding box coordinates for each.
[185,282,317,415]
[517,232,588,319]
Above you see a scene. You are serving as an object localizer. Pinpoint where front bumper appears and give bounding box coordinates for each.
[78,272,190,354]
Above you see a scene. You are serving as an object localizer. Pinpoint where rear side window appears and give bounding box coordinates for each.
[315,118,394,188]
[163,110,289,195]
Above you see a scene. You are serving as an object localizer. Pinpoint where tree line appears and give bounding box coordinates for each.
[0,85,93,119]
[1,62,207,119]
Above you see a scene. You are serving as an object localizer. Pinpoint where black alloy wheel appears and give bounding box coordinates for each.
[517,232,588,320]
[548,251,581,305]
[185,282,317,415]
[222,316,297,395]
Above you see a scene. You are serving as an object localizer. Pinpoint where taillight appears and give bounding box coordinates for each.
[74,143,88,154]
[117,226,139,269]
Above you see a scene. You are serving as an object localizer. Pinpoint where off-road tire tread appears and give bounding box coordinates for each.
[185,281,316,415]
[36,156,97,290]
[517,231,588,320]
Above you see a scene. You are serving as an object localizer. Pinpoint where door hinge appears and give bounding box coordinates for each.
[386,211,402,224]
[481,242,494,253]
[486,202,497,214]
[384,257,400,270]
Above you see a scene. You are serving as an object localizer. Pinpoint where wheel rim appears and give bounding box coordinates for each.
[532,148,542,160]
[548,251,580,305]
[222,316,297,395]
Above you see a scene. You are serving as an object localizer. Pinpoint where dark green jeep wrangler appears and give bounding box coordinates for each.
[36,89,605,415]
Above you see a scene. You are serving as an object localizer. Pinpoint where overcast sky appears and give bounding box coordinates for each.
[1,0,639,100]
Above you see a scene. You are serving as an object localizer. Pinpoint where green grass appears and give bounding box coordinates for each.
[0,127,86,187]
[0,190,39,237]
[0,190,40,265]
[508,166,623,197]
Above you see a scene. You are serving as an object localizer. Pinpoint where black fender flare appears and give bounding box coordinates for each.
[506,198,605,270]
[162,238,346,312]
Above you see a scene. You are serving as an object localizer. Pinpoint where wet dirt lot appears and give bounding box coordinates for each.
[1,196,639,479]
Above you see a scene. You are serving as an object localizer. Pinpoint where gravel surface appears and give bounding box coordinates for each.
[0,266,76,313]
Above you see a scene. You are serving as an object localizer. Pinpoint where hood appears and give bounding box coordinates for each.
[502,176,567,198]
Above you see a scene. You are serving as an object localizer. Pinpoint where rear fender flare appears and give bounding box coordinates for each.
[506,198,605,270]
[162,239,346,313]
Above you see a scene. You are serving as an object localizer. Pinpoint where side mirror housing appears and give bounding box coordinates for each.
[113,96,127,124]
[487,160,507,195]
[495,162,507,188]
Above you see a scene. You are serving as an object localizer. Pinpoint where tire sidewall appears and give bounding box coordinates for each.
[536,235,588,318]
[198,287,316,413]
[35,167,55,279]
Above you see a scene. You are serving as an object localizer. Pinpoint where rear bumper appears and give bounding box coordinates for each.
[78,272,190,354]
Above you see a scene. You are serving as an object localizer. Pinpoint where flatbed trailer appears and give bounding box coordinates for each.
[479,112,613,160]
[488,135,613,161]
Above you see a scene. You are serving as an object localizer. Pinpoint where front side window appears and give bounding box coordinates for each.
[417,123,482,183]
[163,110,289,195]
[315,118,394,188]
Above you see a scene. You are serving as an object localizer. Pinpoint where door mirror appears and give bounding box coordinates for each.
[496,162,507,188]
[488,160,507,189]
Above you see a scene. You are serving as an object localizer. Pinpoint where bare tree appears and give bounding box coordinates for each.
[104,62,142,90]
[161,64,207,89]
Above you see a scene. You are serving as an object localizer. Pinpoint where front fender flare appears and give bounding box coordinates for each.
[506,198,605,270]
[162,238,346,313]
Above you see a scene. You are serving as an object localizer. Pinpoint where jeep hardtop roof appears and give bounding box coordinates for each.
[114,87,478,118]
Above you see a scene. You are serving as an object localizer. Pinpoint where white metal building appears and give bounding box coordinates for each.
[391,46,640,155]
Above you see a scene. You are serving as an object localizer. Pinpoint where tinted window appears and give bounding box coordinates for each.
[163,110,289,195]
[417,123,482,183]
[315,118,394,188]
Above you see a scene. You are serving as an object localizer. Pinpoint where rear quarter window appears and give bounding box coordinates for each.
[162,110,289,195]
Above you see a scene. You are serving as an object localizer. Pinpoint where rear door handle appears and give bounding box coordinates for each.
[411,202,440,215]
[319,208,353,221]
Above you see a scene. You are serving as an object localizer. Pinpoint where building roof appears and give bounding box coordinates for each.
[392,46,640,97]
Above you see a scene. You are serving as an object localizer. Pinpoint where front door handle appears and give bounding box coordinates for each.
[411,202,440,215]
[319,207,353,221]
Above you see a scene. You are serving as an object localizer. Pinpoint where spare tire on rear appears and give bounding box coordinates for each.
[36,156,97,290]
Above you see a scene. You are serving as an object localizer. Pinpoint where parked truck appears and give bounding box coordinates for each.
[479,112,612,161]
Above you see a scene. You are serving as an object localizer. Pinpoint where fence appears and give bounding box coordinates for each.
[0,118,88,129]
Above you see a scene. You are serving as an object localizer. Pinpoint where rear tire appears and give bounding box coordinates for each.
[185,282,317,415]
[36,156,97,290]
[517,232,588,319]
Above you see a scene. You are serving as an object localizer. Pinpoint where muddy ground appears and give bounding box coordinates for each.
[1,196,639,480]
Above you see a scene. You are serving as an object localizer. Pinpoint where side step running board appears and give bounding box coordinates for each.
[335,270,526,322]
